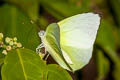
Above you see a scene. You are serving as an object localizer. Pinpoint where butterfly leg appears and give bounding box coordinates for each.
[36,43,44,53]
[44,48,50,60]
[36,43,50,60]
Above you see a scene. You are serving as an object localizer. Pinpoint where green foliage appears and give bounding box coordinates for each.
[0,4,40,51]
[0,53,5,65]
[110,0,120,27]
[1,48,47,80]
[0,3,73,80]
[47,64,72,80]
[4,0,40,21]
[1,48,72,80]
[40,0,91,20]
[0,0,120,80]
[96,49,110,80]
[96,19,120,63]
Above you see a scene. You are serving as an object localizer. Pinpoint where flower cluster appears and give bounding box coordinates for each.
[0,33,22,55]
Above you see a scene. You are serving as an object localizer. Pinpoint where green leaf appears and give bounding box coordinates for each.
[113,63,120,80]
[95,49,110,80]
[96,20,120,80]
[47,64,72,80]
[96,20,119,63]
[41,0,91,20]
[0,52,5,65]
[110,0,120,27]
[4,0,40,21]
[1,48,73,80]
[38,16,49,30]
[0,4,40,51]
[1,48,47,80]
[0,49,5,65]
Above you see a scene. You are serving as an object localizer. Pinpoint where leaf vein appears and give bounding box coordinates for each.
[17,49,28,80]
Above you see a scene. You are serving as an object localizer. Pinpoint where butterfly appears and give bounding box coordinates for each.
[36,13,100,72]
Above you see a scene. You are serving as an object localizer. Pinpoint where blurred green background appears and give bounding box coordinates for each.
[0,0,120,80]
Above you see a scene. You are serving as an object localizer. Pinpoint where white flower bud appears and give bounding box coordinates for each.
[13,37,17,41]
[5,37,11,43]
[9,41,14,46]
[2,50,7,55]
[17,43,22,48]
[6,46,12,51]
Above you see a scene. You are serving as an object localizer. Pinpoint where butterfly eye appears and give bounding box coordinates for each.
[38,30,45,38]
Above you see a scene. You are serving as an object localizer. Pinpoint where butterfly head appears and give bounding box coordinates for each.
[38,30,45,38]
